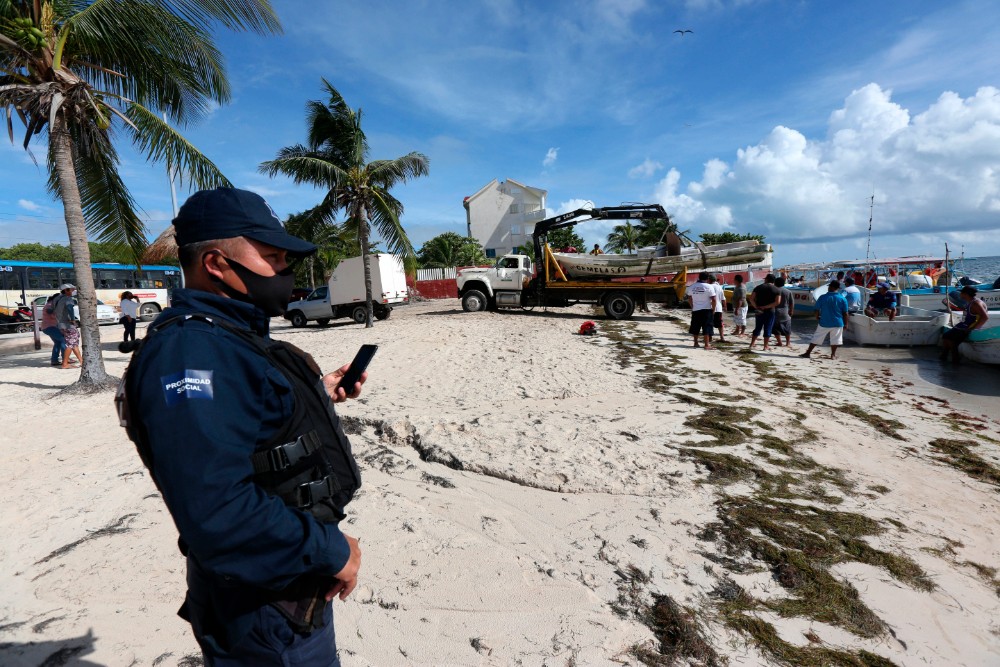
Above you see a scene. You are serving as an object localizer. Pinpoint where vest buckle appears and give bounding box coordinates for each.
[294,475,340,508]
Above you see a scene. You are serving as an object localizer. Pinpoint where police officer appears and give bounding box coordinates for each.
[121,188,363,665]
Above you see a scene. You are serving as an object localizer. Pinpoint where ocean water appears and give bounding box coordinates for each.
[957,255,1000,283]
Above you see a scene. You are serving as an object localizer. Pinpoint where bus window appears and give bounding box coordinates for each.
[139,270,167,289]
[59,268,77,285]
[27,267,60,289]
[163,271,181,290]
[95,268,135,289]
[1,269,22,292]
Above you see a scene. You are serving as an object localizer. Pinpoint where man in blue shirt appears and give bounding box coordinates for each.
[121,188,365,666]
[799,280,850,359]
[865,283,898,320]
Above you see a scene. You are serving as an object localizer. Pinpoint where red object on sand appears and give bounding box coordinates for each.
[579,321,597,335]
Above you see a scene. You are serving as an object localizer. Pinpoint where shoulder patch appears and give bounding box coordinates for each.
[161,369,214,406]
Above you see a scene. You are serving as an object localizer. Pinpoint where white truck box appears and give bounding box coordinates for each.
[285,254,409,326]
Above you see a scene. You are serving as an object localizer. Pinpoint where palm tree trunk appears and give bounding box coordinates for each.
[51,114,111,387]
[359,203,374,328]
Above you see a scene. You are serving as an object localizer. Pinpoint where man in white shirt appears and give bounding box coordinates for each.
[686,271,717,349]
[708,274,727,343]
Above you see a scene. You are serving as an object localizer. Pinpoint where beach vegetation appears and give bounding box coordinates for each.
[839,405,906,441]
[417,232,488,268]
[260,79,429,328]
[928,438,1000,489]
[699,232,766,245]
[0,0,280,387]
[604,221,641,254]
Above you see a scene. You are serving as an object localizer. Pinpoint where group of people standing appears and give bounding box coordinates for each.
[686,271,795,351]
[39,288,140,367]
[40,284,83,369]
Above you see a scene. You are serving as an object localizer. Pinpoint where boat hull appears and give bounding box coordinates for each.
[554,242,772,279]
[844,307,949,346]
[899,288,1000,311]
[954,321,1000,365]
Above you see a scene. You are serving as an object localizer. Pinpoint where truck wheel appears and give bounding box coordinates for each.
[316,318,331,326]
[352,306,368,324]
[462,290,487,312]
[604,292,635,320]
[374,306,391,320]
[289,311,308,328]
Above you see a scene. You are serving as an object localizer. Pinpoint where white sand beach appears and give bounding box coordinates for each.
[1,299,998,666]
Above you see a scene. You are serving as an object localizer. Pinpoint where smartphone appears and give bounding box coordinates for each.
[337,344,378,394]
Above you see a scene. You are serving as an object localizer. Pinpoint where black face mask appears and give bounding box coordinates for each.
[211,254,297,317]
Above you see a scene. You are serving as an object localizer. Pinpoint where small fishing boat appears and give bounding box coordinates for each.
[552,240,772,279]
[949,314,1000,365]
[844,306,949,346]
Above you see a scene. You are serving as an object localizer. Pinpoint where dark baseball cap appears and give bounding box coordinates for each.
[173,188,317,257]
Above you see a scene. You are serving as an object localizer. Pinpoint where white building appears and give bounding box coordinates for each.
[463,178,547,258]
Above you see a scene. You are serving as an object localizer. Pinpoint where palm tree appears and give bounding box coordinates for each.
[259,80,429,327]
[0,0,281,388]
[604,221,640,254]
[417,232,487,269]
[284,208,358,286]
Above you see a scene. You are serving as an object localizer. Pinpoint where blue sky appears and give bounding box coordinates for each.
[3,0,1000,267]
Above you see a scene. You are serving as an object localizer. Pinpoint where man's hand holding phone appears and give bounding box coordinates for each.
[323,364,367,402]
[323,344,378,403]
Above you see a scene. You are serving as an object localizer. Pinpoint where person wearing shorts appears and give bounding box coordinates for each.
[747,274,781,351]
[800,281,849,359]
[731,275,748,335]
[707,274,727,342]
[865,284,897,320]
[940,286,990,362]
[686,271,717,349]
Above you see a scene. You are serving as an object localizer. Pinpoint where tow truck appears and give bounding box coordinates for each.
[456,204,687,319]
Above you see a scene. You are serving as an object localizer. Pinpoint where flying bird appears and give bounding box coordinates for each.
[674,29,693,36]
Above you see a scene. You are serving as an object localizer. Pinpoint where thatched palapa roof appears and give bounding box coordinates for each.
[142,224,178,264]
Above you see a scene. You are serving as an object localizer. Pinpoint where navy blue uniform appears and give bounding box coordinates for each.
[129,288,353,662]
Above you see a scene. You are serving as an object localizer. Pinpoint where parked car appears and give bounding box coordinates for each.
[32,296,120,325]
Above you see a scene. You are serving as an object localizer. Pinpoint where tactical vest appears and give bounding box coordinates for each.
[116,313,361,523]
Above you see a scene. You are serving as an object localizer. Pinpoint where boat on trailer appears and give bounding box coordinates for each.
[844,306,949,346]
[552,240,772,279]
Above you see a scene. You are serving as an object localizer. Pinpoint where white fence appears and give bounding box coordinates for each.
[416,267,457,282]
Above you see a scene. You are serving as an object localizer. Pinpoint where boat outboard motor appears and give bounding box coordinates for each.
[992,275,1000,290]
[958,276,982,287]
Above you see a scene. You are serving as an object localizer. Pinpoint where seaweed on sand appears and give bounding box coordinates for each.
[928,438,1000,490]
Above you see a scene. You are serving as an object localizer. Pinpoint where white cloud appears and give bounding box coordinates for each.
[628,158,664,179]
[543,147,559,168]
[652,84,1000,246]
[18,199,42,212]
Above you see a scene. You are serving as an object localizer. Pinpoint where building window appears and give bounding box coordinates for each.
[485,248,496,258]
[510,224,521,236]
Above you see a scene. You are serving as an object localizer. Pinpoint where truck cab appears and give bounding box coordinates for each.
[457,254,533,311]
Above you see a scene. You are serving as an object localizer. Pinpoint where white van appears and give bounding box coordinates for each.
[285,254,409,327]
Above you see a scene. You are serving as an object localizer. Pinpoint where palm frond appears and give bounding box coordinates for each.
[259,153,346,187]
[47,127,147,265]
[67,1,234,123]
[367,188,414,259]
[127,102,231,189]
[368,152,430,187]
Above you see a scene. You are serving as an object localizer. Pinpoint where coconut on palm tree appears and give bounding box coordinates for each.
[0,0,281,388]
[259,79,429,327]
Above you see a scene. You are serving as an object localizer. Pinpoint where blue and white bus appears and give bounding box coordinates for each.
[0,259,180,320]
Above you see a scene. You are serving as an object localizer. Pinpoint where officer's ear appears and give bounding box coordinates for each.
[202,249,230,283]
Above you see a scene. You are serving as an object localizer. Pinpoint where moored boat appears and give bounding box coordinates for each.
[949,314,1000,365]
[844,306,949,346]
[553,240,772,279]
